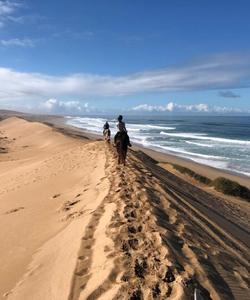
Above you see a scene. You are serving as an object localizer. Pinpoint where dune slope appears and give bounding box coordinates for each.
[0,117,249,300]
[0,118,111,299]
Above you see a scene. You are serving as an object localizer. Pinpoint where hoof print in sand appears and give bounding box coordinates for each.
[129,289,142,300]
[128,238,140,250]
[163,268,175,283]
[134,257,148,278]
[121,241,130,253]
[128,225,137,234]
[62,199,80,211]
[152,282,161,298]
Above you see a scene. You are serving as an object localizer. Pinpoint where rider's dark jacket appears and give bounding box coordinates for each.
[103,122,109,130]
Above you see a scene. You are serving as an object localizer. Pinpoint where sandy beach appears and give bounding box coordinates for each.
[0,114,249,300]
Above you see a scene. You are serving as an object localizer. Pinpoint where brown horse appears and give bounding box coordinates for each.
[115,132,128,165]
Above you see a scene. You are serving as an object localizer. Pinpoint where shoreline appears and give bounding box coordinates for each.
[58,116,250,189]
[136,145,250,189]
[1,111,249,187]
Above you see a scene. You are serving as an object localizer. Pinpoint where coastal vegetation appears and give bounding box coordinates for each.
[172,164,212,185]
[213,177,250,201]
[172,164,250,201]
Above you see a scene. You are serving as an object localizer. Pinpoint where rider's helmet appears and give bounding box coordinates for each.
[118,115,123,121]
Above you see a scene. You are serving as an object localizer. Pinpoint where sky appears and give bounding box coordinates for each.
[0,0,250,115]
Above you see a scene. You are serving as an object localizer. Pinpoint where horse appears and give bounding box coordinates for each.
[115,132,128,165]
[103,129,111,143]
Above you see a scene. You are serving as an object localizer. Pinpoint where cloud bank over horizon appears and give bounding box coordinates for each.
[2,98,247,115]
[0,53,250,114]
[0,53,250,99]
[131,102,248,114]
[40,98,89,114]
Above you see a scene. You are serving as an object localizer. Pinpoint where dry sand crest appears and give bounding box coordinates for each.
[0,117,249,299]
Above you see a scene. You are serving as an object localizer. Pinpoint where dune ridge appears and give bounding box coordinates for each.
[69,144,250,299]
[0,117,249,299]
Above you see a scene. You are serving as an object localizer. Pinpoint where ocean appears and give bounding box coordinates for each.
[66,115,250,177]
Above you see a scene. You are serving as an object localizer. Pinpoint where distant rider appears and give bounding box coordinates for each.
[103,121,110,135]
[114,115,132,147]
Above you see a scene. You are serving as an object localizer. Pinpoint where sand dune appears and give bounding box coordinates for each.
[0,117,249,299]
[0,118,110,299]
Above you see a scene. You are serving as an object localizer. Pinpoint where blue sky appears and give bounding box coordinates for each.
[0,0,250,114]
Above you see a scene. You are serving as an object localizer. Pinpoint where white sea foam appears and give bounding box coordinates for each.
[185,141,214,148]
[238,171,250,177]
[127,124,176,131]
[67,118,105,134]
[182,157,229,170]
[152,145,226,159]
[160,132,207,138]
[126,128,141,132]
[146,124,176,130]
[160,131,250,145]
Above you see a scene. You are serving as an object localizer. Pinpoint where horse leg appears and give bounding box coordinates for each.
[123,147,127,166]
[121,150,124,165]
[125,148,128,165]
[120,145,124,165]
[116,144,121,164]
[123,153,126,166]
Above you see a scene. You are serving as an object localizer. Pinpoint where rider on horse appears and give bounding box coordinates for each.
[103,121,111,142]
[114,115,132,147]
[103,121,110,134]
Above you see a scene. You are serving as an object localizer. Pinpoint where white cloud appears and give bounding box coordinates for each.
[0,53,250,102]
[131,102,248,114]
[184,103,209,112]
[0,1,19,15]
[166,102,175,111]
[40,99,90,114]
[0,0,22,27]
[132,102,177,112]
[0,38,35,47]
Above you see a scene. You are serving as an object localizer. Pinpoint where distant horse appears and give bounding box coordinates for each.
[103,129,111,143]
[115,132,128,165]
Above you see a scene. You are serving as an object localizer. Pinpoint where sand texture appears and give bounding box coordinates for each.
[0,117,249,300]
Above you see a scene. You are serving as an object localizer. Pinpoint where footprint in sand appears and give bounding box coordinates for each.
[52,193,61,199]
[62,199,81,212]
[5,207,24,214]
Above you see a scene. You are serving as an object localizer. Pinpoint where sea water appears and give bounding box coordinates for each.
[66,115,250,177]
